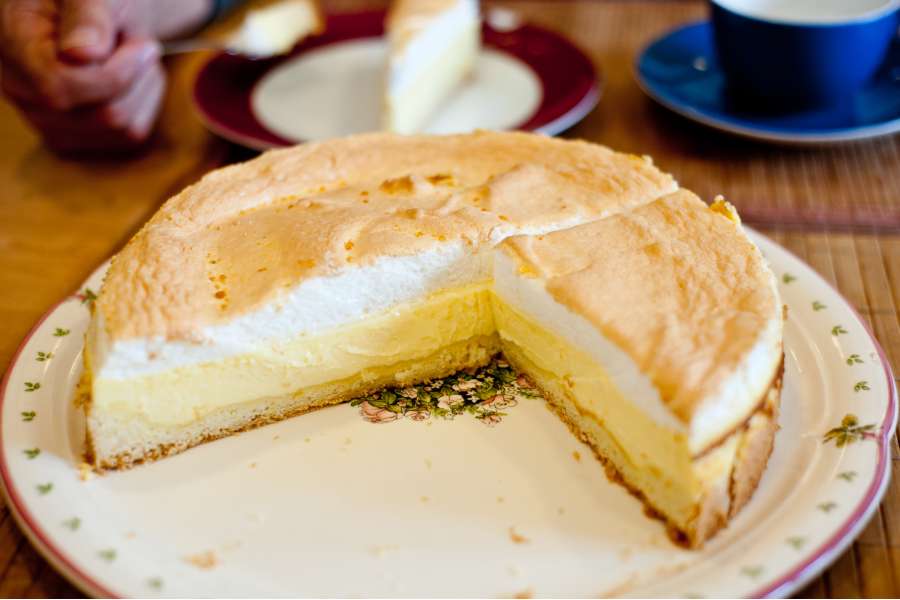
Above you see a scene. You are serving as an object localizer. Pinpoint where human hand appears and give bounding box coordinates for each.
[0,0,166,154]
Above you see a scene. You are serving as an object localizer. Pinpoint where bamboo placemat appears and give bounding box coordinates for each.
[0,0,898,596]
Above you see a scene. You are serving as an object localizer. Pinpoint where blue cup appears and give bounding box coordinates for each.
[709,0,899,110]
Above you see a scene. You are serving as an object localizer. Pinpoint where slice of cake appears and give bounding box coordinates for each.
[493,191,783,545]
[80,131,782,547]
[229,0,324,57]
[383,0,481,133]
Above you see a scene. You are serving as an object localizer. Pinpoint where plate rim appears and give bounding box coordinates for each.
[191,9,602,149]
[0,230,895,598]
[633,21,900,145]
[0,294,118,598]
[745,231,898,597]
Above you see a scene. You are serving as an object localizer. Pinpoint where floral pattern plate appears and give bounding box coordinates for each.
[0,231,895,598]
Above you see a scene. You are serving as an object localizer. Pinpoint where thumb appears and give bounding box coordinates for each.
[58,0,116,63]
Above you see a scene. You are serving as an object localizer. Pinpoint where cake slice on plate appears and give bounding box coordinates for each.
[493,191,783,545]
[383,0,481,133]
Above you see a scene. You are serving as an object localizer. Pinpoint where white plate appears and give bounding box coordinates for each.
[0,231,895,597]
[251,39,542,141]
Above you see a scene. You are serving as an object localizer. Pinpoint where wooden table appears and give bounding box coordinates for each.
[1,0,898,596]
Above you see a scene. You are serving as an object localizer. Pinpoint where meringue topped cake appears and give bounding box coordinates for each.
[81,131,783,547]
[383,0,481,133]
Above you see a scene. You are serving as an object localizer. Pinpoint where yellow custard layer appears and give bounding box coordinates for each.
[93,284,496,426]
[490,298,701,526]
[93,282,738,530]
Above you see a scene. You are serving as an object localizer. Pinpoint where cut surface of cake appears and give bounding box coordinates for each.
[81,131,783,548]
[383,0,481,133]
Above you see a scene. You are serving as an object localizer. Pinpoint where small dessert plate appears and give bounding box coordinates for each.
[0,231,895,597]
[635,22,900,145]
[193,10,600,149]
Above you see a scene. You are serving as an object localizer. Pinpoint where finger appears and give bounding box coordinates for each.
[17,62,165,152]
[124,62,165,141]
[0,0,56,82]
[0,0,56,53]
[99,59,162,132]
[58,0,115,63]
[51,36,159,109]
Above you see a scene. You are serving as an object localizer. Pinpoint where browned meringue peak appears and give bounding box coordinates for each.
[498,189,781,426]
[97,132,676,343]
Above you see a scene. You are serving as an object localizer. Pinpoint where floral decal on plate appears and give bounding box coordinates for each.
[837,471,857,482]
[786,536,806,550]
[817,501,838,513]
[76,288,97,305]
[823,414,877,447]
[351,357,540,426]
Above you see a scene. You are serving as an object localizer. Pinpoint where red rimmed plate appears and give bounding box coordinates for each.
[192,9,600,149]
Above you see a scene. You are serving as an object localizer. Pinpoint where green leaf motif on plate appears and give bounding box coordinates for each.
[812,301,826,311]
[782,274,796,284]
[35,351,53,362]
[147,577,163,590]
[818,501,837,513]
[21,411,36,422]
[786,536,806,550]
[853,381,870,392]
[23,448,40,459]
[824,414,876,446]
[53,327,70,337]
[98,549,117,562]
[351,357,540,427]
[78,288,98,305]
[846,354,863,365]
[837,471,857,482]
[740,566,763,579]
[63,517,81,531]
[831,325,848,336]
[36,483,52,495]
[24,382,40,392]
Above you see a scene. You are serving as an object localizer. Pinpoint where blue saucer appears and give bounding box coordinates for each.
[635,22,900,144]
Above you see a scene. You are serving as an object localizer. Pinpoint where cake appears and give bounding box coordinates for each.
[229,0,324,57]
[80,131,783,548]
[383,0,481,133]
